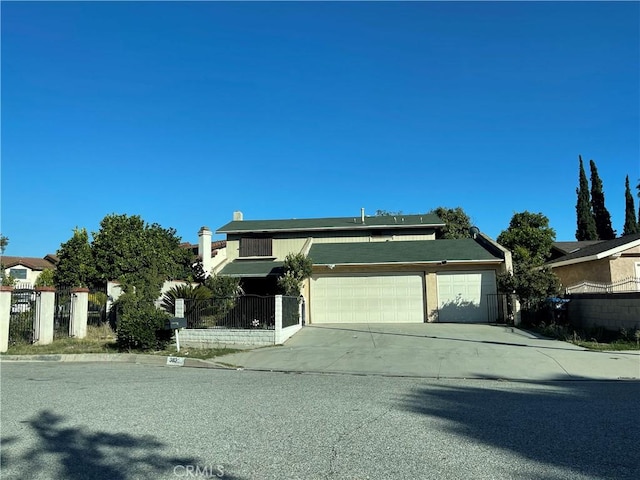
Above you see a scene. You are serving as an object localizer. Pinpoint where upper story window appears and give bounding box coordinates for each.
[239,237,272,257]
[9,268,28,280]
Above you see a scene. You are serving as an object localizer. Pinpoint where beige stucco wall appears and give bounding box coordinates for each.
[7,266,42,286]
[553,245,640,290]
[553,259,613,290]
[612,246,640,279]
[224,229,437,262]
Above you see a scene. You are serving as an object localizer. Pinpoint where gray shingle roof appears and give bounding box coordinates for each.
[217,214,444,234]
[218,260,284,277]
[547,233,640,265]
[308,239,501,265]
[552,240,603,255]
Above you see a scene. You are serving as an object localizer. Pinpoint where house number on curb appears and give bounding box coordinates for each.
[166,356,185,366]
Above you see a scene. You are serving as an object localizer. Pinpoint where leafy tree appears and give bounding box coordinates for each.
[589,160,616,239]
[375,206,474,239]
[35,269,55,288]
[375,209,403,216]
[278,253,313,296]
[0,234,8,254]
[497,211,560,305]
[428,206,472,239]
[575,156,597,240]
[54,228,97,289]
[91,214,194,301]
[623,175,639,236]
[497,212,556,265]
[0,234,9,285]
[636,179,640,230]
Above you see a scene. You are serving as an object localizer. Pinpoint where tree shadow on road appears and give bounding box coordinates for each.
[1,409,246,479]
[397,378,640,480]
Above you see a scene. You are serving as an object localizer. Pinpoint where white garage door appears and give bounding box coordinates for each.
[311,274,424,323]
[436,271,497,323]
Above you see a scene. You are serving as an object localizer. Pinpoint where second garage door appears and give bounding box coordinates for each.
[436,270,497,323]
[310,274,424,323]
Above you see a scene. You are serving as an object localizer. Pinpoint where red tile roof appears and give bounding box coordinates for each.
[1,255,58,271]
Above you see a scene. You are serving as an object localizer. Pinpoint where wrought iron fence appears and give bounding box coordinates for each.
[88,291,108,326]
[282,296,300,328]
[486,293,517,324]
[182,295,277,329]
[566,276,640,294]
[9,287,36,345]
[54,288,72,339]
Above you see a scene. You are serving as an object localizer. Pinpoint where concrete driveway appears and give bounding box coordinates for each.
[213,323,640,381]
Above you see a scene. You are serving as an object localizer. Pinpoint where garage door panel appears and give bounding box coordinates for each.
[311,274,424,324]
[436,271,497,323]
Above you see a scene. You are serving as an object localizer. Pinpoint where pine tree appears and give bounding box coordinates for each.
[623,175,639,236]
[575,156,597,240]
[589,159,616,240]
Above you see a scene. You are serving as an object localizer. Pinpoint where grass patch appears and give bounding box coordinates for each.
[524,322,640,351]
[5,337,118,355]
[150,346,242,360]
[2,325,242,359]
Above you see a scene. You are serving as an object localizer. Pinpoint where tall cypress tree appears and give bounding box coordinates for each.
[623,175,639,236]
[575,156,598,240]
[589,159,616,240]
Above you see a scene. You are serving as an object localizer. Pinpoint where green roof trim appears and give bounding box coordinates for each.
[218,260,284,277]
[217,214,444,234]
[307,240,501,265]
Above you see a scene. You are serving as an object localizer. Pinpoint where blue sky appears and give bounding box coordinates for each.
[2,1,638,257]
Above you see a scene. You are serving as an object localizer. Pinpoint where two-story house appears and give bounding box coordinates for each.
[211,210,512,324]
[1,254,58,286]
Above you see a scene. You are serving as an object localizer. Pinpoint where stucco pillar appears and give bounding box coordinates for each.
[274,295,283,343]
[0,286,13,353]
[513,298,522,326]
[71,288,89,339]
[34,287,56,345]
[198,226,212,277]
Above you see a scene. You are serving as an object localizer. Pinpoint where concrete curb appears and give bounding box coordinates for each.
[0,353,235,370]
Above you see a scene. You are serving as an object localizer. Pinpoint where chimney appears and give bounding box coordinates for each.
[198,226,212,276]
[233,211,243,221]
[361,207,365,224]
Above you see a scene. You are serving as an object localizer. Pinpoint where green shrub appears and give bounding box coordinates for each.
[114,292,171,351]
[34,268,55,287]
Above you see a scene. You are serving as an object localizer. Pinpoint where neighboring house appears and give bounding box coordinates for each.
[549,240,603,261]
[211,210,513,324]
[545,233,640,291]
[0,254,58,286]
[180,227,227,276]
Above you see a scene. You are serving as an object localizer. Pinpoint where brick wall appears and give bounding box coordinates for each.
[179,329,275,347]
[567,293,640,331]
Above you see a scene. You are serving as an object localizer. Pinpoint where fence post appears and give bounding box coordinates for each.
[71,288,89,339]
[274,295,283,344]
[34,287,56,345]
[0,286,13,353]
[513,297,522,326]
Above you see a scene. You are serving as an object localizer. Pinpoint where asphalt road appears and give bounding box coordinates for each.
[1,362,639,480]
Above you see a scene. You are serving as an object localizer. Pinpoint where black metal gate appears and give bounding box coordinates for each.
[88,291,108,326]
[54,289,72,339]
[486,293,516,324]
[9,288,36,345]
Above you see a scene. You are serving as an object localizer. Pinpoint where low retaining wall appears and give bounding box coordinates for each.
[566,293,640,332]
[179,329,276,347]
[175,295,304,348]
